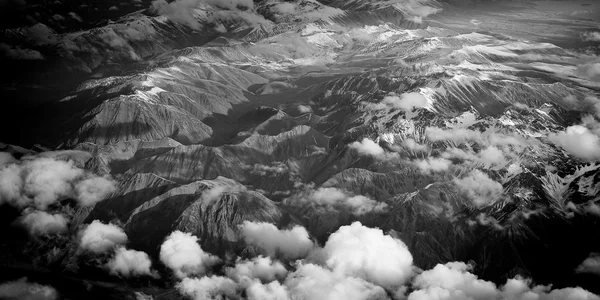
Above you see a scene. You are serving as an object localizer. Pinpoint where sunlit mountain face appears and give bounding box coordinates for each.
[1,0,600,299]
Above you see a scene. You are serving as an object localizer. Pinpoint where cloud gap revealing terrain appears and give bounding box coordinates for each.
[1,0,600,299]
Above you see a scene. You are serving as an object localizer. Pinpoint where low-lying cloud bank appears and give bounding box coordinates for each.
[0,277,58,300]
[0,152,116,209]
[285,186,389,215]
[162,221,600,300]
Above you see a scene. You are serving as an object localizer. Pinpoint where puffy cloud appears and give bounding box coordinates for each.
[79,220,128,254]
[409,263,600,300]
[239,221,314,259]
[68,12,83,22]
[454,170,503,207]
[367,93,428,111]
[323,222,413,288]
[106,246,156,278]
[285,263,388,300]
[349,138,385,157]
[548,125,600,161]
[152,0,203,29]
[477,146,506,167]
[160,231,220,278]
[75,176,117,206]
[404,138,428,152]
[408,262,498,300]
[426,127,481,144]
[290,187,388,215]
[0,155,116,209]
[152,0,258,29]
[0,43,44,60]
[177,276,238,300]
[20,210,68,236]
[0,152,16,166]
[226,256,288,282]
[576,62,600,81]
[576,253,600,275]
[246,280,290,300]
[414,157,452,174]
[273,2,296,14]
[0,277,58,300]
[582,31,600,42]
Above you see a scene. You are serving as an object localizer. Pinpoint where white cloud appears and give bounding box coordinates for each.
[0,43,44,60]
[404,138,428,152]
[478,146,506,167]
[79,220,128,254]
[576,253,600,275]
[576,62,600,81]
[246,279,290,300]
[0,155,116,209]
[409,262,498,300]
[107,246,156,278]
[349,138,385,157]
[0,152,16,166]
[367,92,428,111]
[75,176,117,206]
[20,210,68,236]
[0,277,58,300]
[272,2,296,14]
[548,125,600,161]
[582,31,600,42]
[409,263,600,300]
[226,255,287,283]
[426,127,481,144]
[454,170,503,207]
[177,275,238,300]
[239,221,314,260]
[414,157,452,174]
[323,222,413,288]
[289,187,388,215]
[285,263,387,300]
[160,230,220,278]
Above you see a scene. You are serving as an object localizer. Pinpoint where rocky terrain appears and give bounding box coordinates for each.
[1,0,600,299]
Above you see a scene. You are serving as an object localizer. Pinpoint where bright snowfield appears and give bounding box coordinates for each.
[1,0,600,299]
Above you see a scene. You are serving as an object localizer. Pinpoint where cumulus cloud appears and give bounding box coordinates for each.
[426,127,481,144]
[323,222,414,288]
[367,92,428,112]
[0,43,44,60]
[79,220,128,254]
[0,155,116,209]
[349,138,385,157]
[409,262,498,300]
[404,138,428,152]
[239,221,314,259]
[75,176,117,206]
[285,263,387,300]
[226,256,288,282]
[20,210,68,236]
[414,157,452,174]
[478,146,506,167]
[576,253,600,275]
[107,246,157,278]
[454,170,503,207]
[576,62,600,81]
[152,0,261,29]
[548,125,600,161]
[178,275,238,300]
[0,277,58,300]
[246,280,289,300]
[289,187,388,215]
[582,31,600,42]
[160,230,220,278]
[409,262,600,300]
[273,2,296,14]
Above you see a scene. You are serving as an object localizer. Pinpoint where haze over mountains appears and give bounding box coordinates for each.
[1,0,600,299]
